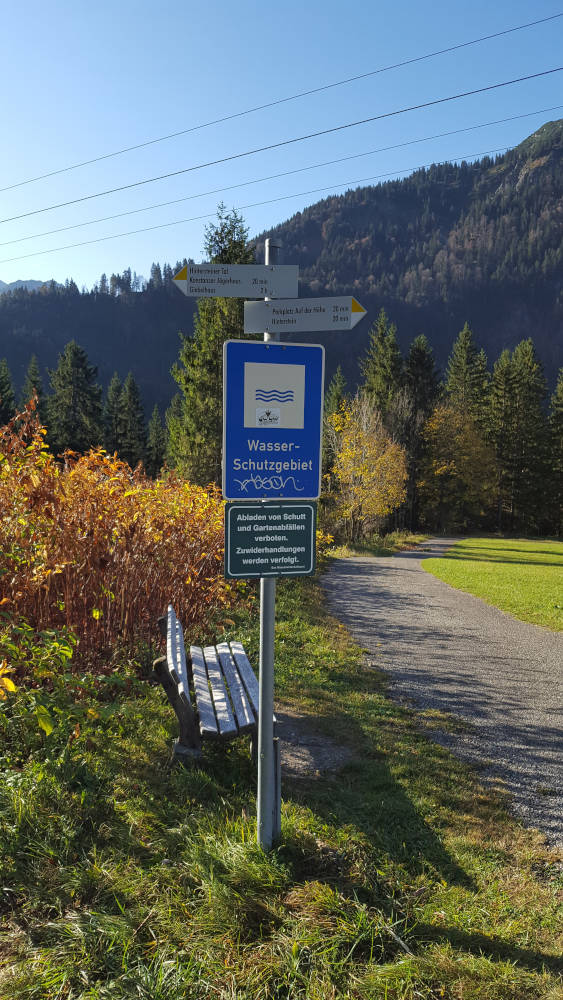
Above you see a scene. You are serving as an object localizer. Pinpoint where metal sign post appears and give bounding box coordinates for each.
[257,237,281,851]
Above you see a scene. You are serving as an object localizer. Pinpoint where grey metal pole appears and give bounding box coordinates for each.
[257,237,282,851]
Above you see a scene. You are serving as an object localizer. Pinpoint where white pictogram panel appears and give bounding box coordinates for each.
[244,362,305,429]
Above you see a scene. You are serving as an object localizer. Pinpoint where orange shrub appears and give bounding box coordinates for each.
[0,403,230,668]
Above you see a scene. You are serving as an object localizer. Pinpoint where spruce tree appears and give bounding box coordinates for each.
[324,366,347,418]
[488,349,516,531]
[0,358,16,425]
[360,309,403,419]
[509,339,549,532]
[103,373,122,454]
[549,368,563,535]
[404,335,440,416]
[322,366,347,475]
[20,355,45,421]
[400,334,440,528]
[168,204,255,484]
[116,373,146,469]
[165,393,184,467]
[47,341,103,455]
[146,405,167,479]
[445,322,490,424]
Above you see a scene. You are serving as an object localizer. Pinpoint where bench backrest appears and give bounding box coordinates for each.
[166,605,190,699]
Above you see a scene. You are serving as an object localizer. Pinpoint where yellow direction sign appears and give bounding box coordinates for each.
[173,262,299,299]
[243,296,367,334]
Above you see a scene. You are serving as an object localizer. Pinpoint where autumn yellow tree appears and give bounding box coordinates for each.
[417,403,496,531]
[326,395,407,541]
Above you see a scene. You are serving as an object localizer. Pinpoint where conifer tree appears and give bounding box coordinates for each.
[0,358,16,424]
[149,263,163,289]
[165,393,184,465]
[404,335,440,416]
[116,373,146,469]
[399,334,440,528]
[360,309,403,419]
[418,403,496,532]
[549,368,563,535]
[324,366,347,418]
[509,339,549,532]
[47,341,103,455]
[323,366,347,475]
[20,355,44,419]
[488,349,516,531]
[103,373,122,454]
[146,405,167,479]
[168,204,255,484]
[445,322,490,424]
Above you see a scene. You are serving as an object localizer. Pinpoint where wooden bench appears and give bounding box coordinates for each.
[153,606,279,798]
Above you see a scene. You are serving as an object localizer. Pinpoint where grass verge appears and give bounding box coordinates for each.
[0,570,561,998]
[422,537,563,631]
[329,530,427,559]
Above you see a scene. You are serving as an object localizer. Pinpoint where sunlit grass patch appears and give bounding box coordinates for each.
[329,530,427,558]
[0,570,562,998]
[422,537,563,630]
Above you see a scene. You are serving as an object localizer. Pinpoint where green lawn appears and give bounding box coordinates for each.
[422,537,563,631]
[0,570,562,998]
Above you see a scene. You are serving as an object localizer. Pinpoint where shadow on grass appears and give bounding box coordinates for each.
[426,552,563,567]
[276,671,476,891]
[415,922,563,975]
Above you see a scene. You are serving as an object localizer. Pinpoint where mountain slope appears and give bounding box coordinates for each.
[256,119,563,384]
[0,121,561,412]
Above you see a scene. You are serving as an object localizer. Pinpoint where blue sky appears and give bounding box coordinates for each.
[1,0,562,288]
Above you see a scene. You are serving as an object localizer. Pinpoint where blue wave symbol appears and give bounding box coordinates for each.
[255,388,294,402]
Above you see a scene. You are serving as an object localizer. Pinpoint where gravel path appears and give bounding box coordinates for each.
[323,538,563,847]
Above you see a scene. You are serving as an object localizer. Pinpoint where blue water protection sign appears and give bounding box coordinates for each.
[222,340,325,501]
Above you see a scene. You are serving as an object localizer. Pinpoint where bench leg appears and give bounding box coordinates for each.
[173,740,203,762]
[152,656,202,756]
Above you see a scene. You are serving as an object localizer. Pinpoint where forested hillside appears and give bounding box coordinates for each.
[0,266,193,414]
[259,119,563,386]
[0,120,562,412]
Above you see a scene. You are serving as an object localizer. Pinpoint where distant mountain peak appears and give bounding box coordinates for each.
[0,279,52,294]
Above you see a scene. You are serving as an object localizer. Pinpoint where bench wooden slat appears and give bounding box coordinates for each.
[174,623,190,694]
[166,607,189,697]
[203,646,237,738]
[229,641,277,728]
[229,641,260,715]
[216,642,256,734]
[190,645,219,737]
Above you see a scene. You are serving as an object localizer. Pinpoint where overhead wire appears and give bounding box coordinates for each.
[0,144,514,265]
[0,105,560,249]
[1,65,562,227]
[1,11,561,194]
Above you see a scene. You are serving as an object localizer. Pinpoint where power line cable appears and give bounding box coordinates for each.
[1,11,561,194]
[0,105,559,249]
[0,145,513,265]
[1,65,561,227]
